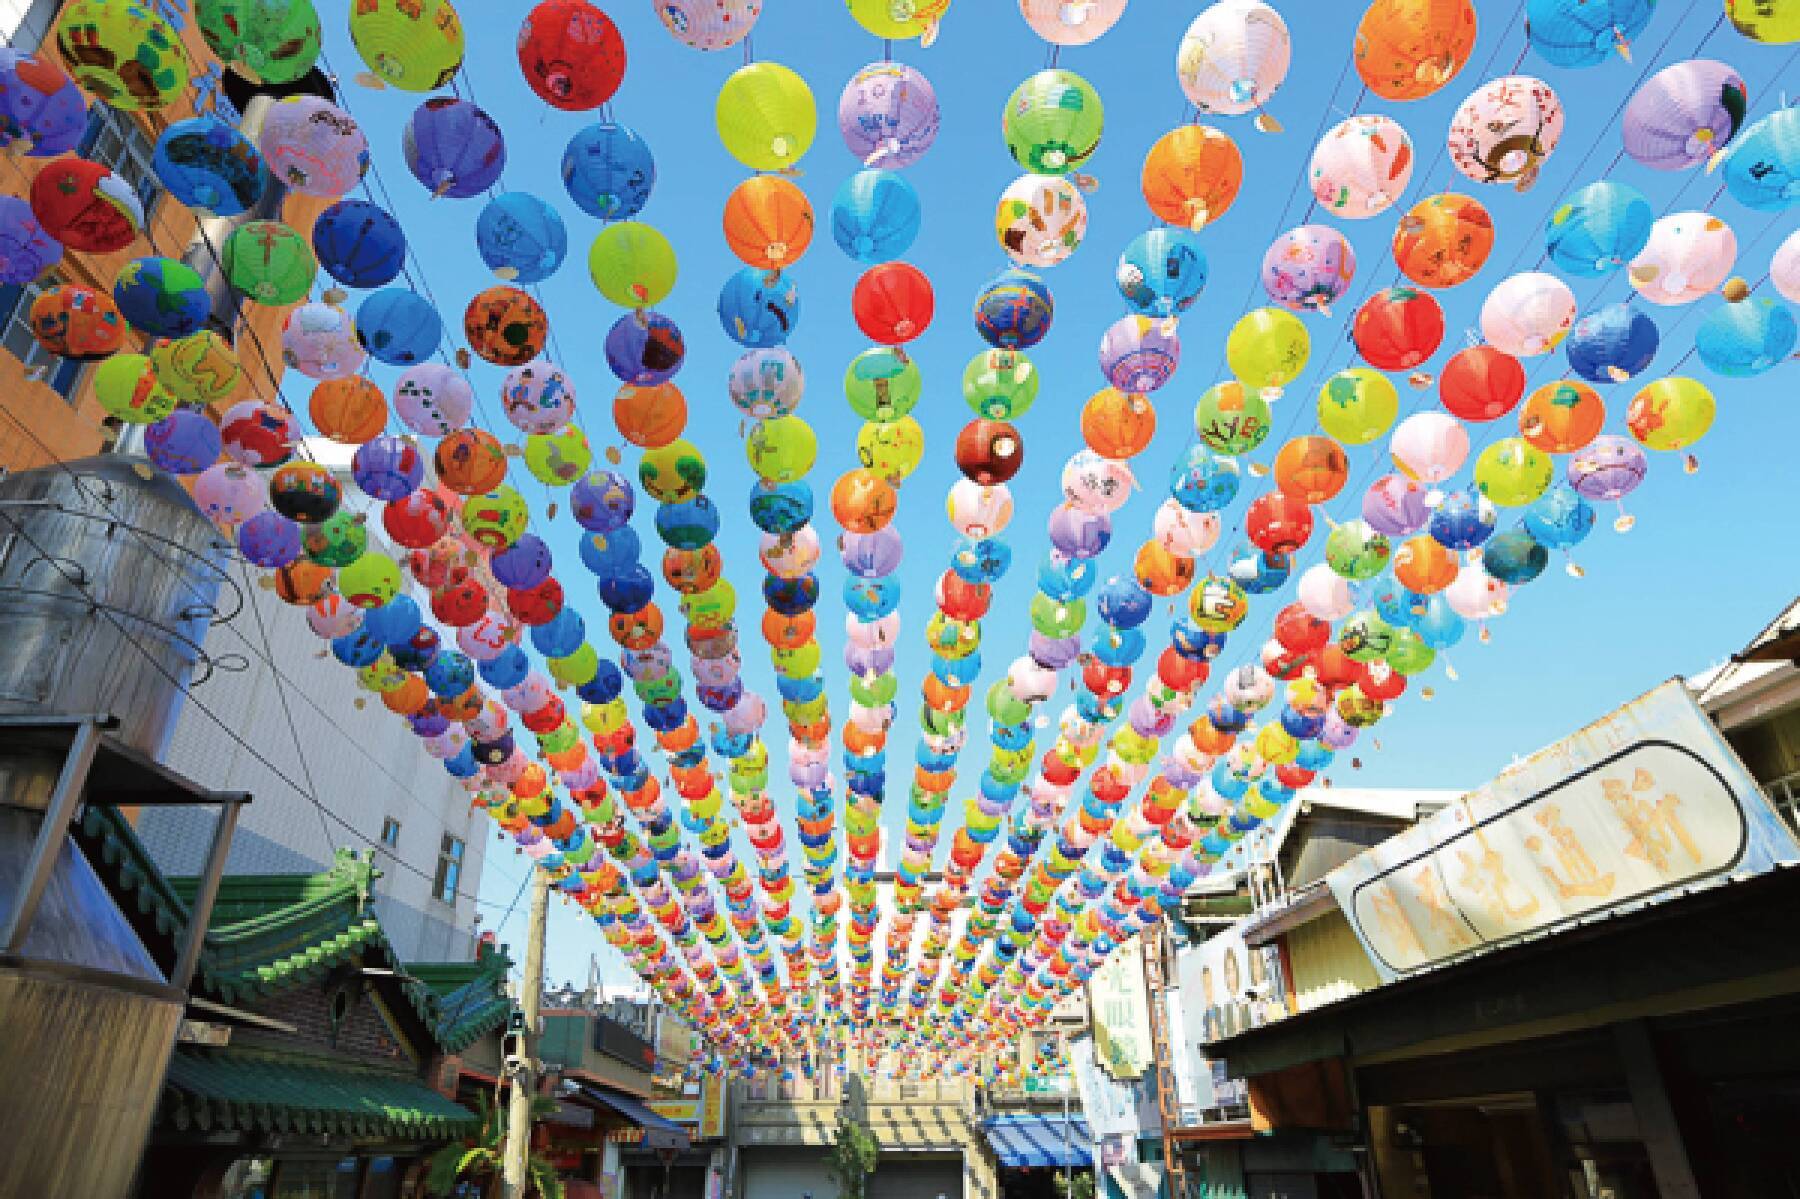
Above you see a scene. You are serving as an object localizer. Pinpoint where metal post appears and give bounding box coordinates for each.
[172,799,241,991]
[2,719,101,954]
[503,870,551,1199]
[1062,1073,1072,1198]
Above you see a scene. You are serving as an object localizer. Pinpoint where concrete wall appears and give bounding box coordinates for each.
[136,575,487,963]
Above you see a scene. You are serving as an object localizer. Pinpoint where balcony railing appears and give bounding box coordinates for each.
[1765,771,1800,833]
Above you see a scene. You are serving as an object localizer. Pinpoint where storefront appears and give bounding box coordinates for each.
[983,1111,1092,1199]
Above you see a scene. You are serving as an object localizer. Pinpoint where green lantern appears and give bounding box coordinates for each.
[56,0,188,112]
[302,510,367,568]
[1317,368,1399,447]
[1339,609,1396,663]
[338,551,402,608]
[588,222,677,309]
[1325,521,1392,581]
[1385,629,1436,676]
[745,416,816,485]
[1474,436,1553,508]
[1193,380,1271,455]
[349,0,465,92]
[1029,593,1085,639]
[151,331,242,406]
[196,0,322,85]
[962,349,1038,420]
[525,426,592,488]
[94,353,177,425]
[640,438,707,504]
[221,220,317,305]
[716,61,816,172]
[1003,69,1103,176]
[844,347,920,422]
[985,681,1031,727]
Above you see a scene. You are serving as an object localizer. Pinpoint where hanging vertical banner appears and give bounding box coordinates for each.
[1086,937,1153,1080]
[1070,1036,1138,1144]
[1328,680,1800,982]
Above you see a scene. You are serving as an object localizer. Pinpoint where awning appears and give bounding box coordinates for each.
[577,1084,691,1150]
[983,1113,1092,1168]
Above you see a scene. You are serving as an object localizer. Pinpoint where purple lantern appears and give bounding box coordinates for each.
[0,51,89,157]
[1567,434,1647,502]
[604,310,686,384]
[0,194,60,284]
[237,510,303,568]
[352,435,424,501]
[1098,315,1180,395]
[571,470,635,532]
[839,527,904,578]
[839,62,940,169]
[1048,503,1111,558]
[145,408,223,476]
[1262,224,1357,313]
[1030,631,1082,670]
[403,99,506,199]
[1319,708,1359,750]
[1622,59,1748,172]
[1361,473,1431,537]
[493,533,553,589]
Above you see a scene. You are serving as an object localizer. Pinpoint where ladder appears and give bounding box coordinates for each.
[1141,922,1194,1199]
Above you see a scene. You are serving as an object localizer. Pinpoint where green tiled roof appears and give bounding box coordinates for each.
[409,944,516,1054]
[162,1047,477,1140]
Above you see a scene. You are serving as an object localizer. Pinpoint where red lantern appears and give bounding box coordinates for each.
[1263,641,1312,681]
[517,0,626,111]
[1156,647,1208,692]
[31,157,142,252]
[1352,286,1445,371]
[1361,663,1407,702]
[1438,344,1525,422]
[1312,645,1364,693]
[1090,766,1131,804]
[1042,754,1081,787]
[508,576,565,625]
[1245,491,1314,556]
[937,572,991,621]
[954,419,1024,485]
[521,697,566,734]
[1273,602,1330,654]
[1082,658,1131,697]
[852,262,934,344]
[432,571,489,626]
[383,491,453,549]
[1275,764,1315,789]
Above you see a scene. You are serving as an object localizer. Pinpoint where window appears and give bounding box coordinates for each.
[0,277,87,400]
[77,106,161,216]
[379,817,401,849]
[434,834,465,903]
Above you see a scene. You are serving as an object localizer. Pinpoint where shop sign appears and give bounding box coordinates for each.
[1328,680,1800,982]
[1087,938,1153,1080]
[646,1079,725,1140]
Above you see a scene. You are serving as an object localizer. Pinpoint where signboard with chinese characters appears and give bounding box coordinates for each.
[646,1078,726,1141]
[1087,938,1153,1080]
[1328,680,1799,983]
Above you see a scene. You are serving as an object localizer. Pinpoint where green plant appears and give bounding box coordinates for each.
[826,1108,880,1199]
[424,1090,565,1199]
[1052,1172,1095,1199]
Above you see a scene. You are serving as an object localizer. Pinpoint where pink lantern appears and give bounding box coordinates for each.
[395,363,475,435]
[1310,114,1413,219]
[1480,272,1576,356]
[1153,499,1220,556]
[194,461,267,530]
[1061,449,1135,514]
[946,479,1015,538]
[1629,212,1738,305]
[1389,412,1469,483]
[1771,227,1800,304]
[1296,563,1353,620]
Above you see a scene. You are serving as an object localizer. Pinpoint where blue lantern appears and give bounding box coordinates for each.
[830,169,921,264]
[1545,181,1654,277]
[1117,228,1207,317]
[476,192,567,284]
[312,199,407,289]
[718,266,800,348]
[357,288,442,366]
[403,98,506,199]
[1565,302,1659,383]
[562,122,654,220]
[973,268,1053,351]
[153,116,264,215]
[1694,296,1797,377]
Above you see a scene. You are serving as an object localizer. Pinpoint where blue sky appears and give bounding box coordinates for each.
[303,2,1799,989]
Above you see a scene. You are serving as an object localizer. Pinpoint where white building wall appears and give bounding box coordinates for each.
[138,555,488,963]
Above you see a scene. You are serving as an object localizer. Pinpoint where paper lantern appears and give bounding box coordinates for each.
[1525,0,1654,67]
[588,222,677,309]
[221,220,317,305]
[833,169,921,265]
[502,360,577,434]
[0,52,89,157]
[1392,193,1494,289]
[1629,212,1737,305]
[1142,124,1242,230]
[716,61,815,172]
[30,156,143,252]
[839,61,938,168]
[1480,272,1576,356]
[150,330,241,405]
[655,0,762,50]
[28,283,124,359]
[281,301,364,380]
[1262,224,1356,313]
[153,116,265,215]
[310,376,389,444]
[1622,59,1749,171]
[477,192,567,284]
[357,288,442,367]
[113,257,208,338]
[853,262,933,345]
[1353,0,1476,101]
[312,199,407,289]
[973,268,1052,351]
[145,408,223,476]
[465,286,548,366]
[1447,75,1564,191]
[196,0,322,85]
[55,0,188,111]
[435,429,508,495]
[1519,380,1604,454]
[518,0,625,110]
[395,363,472,435]
[404,98,505,199]
[93,353,175,425]
[562,122,654,220]
[258,96,368,198]
[615,382,688,448]
[1005,69,1103,176]
[0,196,61,285]
[1545,180,1653,278]
[1353,287,1444,370]
[351,0,465,91]
[1311,114,1412,219]
[723,175,815,270]
[848,0,949,40]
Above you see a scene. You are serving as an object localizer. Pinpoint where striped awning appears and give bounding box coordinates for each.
[983,1113,1092,1168]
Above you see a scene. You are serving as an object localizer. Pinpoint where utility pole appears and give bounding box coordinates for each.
[503,870,551,1199]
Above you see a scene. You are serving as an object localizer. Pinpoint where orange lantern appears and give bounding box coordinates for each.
[792,715,832,743]
[722,175,815,270]
[1134,542,1195,597]
[1393,534,1458,594]
[1079,387,1157,460]
[310,376,389,443]
[923,674,971,713]
[433,428,508,495]
[1353,0,1478,102]
[463,285,549,366]
[1520,380,1604,454]
[382,674,431,716]
[658,718,700,753]
[1141,125,1243,231]
[843,723,884,756]
[763,608,816,649]
[1273,435,1350,504]
[272,560,333,605]
[1391,193,1494,289]
[1189,718,1237,756]
[440,687,483,722]
[830,468,898,534]
[663,544,722,593]
[614,382,688,449]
